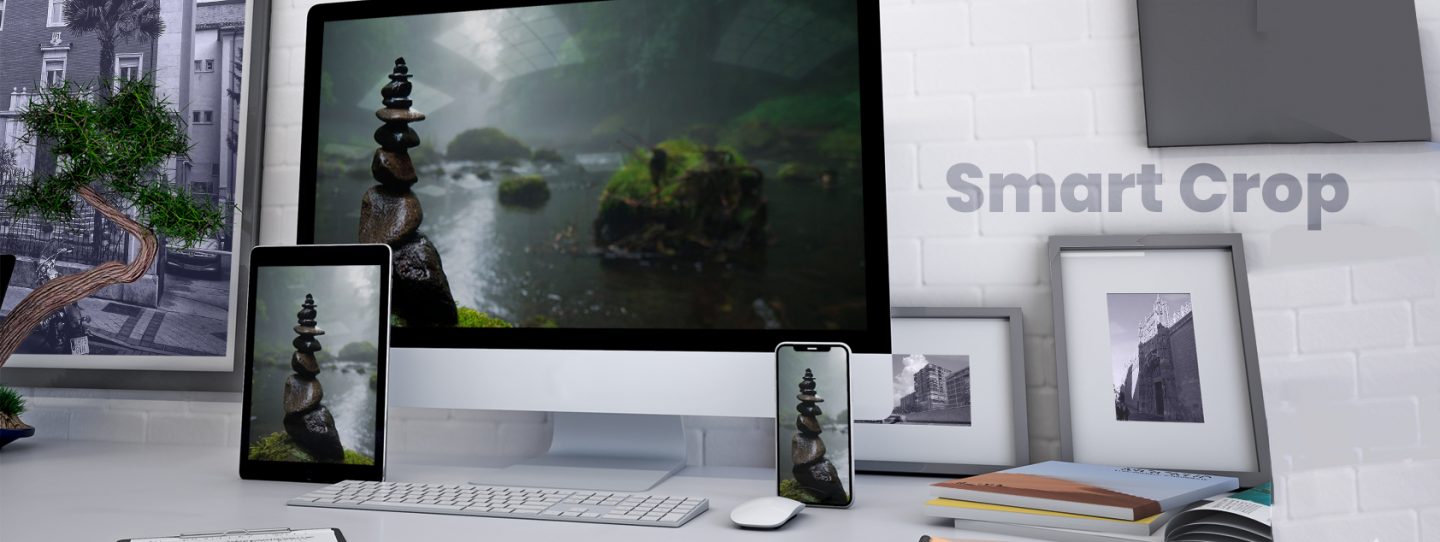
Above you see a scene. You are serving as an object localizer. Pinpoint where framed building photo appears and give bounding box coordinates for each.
[1049,234,1271,487]
[0,0,271,391]
[853,307,1028,476]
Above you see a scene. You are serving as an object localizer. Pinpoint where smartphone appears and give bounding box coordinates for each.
[775,342,854,508]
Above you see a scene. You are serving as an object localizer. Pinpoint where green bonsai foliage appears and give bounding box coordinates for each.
[0,386,26,417]
[446,127,531,162]
[11,79,225,246]
[498,175,551,207]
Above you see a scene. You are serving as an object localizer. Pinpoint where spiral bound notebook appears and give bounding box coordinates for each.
[119,527,345,542]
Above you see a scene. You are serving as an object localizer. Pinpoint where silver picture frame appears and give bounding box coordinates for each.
[0,0,272,392]
[855,307,1029,476]
[1049,234,1271,487]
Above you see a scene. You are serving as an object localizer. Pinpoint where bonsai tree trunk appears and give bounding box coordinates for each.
[0,186,158,366]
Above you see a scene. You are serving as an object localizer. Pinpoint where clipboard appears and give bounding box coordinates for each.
[119,527,346,542]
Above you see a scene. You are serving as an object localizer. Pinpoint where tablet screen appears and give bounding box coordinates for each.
[245,265,383,466]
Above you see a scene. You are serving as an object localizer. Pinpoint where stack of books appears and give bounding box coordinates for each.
[923,462,1243,542]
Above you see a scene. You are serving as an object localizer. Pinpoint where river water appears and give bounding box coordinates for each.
[312,159,870,329]
[250,359,377,458]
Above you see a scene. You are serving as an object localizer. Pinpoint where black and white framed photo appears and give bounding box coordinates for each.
[0,0,272,391]
[853,307,1028,476]
[1050,234,1271,486]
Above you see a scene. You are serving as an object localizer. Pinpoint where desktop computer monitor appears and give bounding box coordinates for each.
[297,0,888,489]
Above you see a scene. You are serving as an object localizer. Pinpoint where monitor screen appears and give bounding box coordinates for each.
[299,0,888,352]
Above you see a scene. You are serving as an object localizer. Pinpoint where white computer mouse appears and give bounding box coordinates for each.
[730,496,806,529]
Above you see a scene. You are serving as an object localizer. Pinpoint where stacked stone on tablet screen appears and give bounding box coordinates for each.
[358,57,458,326]
[282,294,344,461]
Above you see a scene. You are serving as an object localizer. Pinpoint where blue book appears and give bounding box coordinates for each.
[930,461,1239,521]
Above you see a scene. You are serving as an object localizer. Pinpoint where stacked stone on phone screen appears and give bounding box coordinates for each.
[791,368,847,502]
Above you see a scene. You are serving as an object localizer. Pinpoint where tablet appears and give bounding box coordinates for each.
[240,244,391,483]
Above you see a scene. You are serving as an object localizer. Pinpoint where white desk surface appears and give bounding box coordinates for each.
[0,438,1047,541]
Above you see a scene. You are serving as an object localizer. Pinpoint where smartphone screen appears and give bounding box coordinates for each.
[775,343,853,507]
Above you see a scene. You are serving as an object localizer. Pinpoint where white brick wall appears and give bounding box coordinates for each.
[15,2,1440,540]
[877,1,1440,540]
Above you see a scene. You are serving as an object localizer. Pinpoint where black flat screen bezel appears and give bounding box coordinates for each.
[296,0,891,354]
[239,244,391,483]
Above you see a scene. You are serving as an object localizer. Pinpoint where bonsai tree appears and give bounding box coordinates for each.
[0,385,28,430]
[64,0,165,98]
[0,79,226,367]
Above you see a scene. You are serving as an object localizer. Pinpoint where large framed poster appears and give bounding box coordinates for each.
[0,0,272,391]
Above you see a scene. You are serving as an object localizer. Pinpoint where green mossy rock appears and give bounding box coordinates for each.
[395,306,513,328]
[456,306,514,328]
[593,139,766,258]
[779,479,821,504]
[248,431,373,465]
[498,175,551,207]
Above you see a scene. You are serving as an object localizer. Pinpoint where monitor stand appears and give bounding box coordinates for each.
[470,412,686,492]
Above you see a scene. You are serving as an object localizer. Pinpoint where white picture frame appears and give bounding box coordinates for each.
[1050,234,1271,487]
[853,307,1029,476]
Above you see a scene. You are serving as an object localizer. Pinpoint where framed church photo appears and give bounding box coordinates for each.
[1049,234,1271,487]
[853,307,1029,476]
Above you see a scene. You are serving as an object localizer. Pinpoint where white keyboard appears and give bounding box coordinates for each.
[288,480,709,528]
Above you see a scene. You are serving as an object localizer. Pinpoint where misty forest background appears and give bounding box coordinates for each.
[249,266,381,458]
[312,0,869,331]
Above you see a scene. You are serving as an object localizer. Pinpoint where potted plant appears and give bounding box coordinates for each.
[0,385,33,449]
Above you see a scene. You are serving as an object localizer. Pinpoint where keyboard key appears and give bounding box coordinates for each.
[662,513,686,523]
